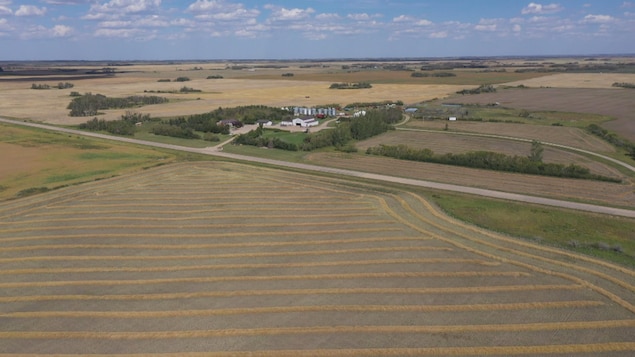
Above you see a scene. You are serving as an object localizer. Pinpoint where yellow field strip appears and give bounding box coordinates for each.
[76,194,344,202]
[3,343,632,356]
[1,319,633,339]
[0,301,604,319]
[0,213,378,226]
[0,220,395,234]
[1,258,499,275]
[8,206,377,219]
[0,284,583,303]
[0,246,452,264]
[387,194,635,314]
[0,236,432,252]
[0,271,530,288]
[44,201,369,209]
[0,227,403,244]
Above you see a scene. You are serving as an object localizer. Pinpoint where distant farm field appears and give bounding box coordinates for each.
[0,62,467,126]
[0,161,633,355]
[356,130,623,179]
[305,152,635,208]
[447,87,635,142]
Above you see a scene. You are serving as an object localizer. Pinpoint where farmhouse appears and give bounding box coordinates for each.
[256,119,273,127]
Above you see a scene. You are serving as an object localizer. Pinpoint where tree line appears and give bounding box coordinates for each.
[329,82,372,89]
[365,144,621,182]
[79,111,150,136]
[31,82,74,90]
[68,93,168,116]
[587,124,635,159]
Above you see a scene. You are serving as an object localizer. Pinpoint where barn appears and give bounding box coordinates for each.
[292,116,319,127]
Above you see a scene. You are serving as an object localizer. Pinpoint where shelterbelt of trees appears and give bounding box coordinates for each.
[68,93,168,117]
[366,144,621,183]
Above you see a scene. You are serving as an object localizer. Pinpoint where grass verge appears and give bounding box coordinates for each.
[429,192,635,267]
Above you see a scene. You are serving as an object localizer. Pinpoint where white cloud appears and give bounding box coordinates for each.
[15,5,47,16]
[474,23,496,31]
[0,5,11,15]
[265,6,314,21]
[94,27,145,38]
[52,24,73,37]
[86,0,161,20]
[188,0,259,22]
[582,14,616,23]
[513,24,522,32]
[429,31,447,38]
[392,15,413,23]
[521,2,563,15]
[621,1,634,8]
[316,13,340,21]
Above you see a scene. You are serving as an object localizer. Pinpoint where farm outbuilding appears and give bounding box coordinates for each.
[292,116,319,127]
[256,119,273,127]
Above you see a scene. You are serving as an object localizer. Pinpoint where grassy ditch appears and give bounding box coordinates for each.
[430,192,635,267]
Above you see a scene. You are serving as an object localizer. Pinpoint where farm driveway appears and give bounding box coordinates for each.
[1,117,634,218]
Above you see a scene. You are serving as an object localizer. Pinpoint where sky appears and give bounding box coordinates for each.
[0,0,634,60]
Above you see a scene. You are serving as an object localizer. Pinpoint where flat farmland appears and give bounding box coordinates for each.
[306,152,635,208]
[0,63,464,126]
[0,162,633,355]
[447,87,635,142]
[356,130,624,179]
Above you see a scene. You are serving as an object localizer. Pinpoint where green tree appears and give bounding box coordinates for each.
[529,140,544,162]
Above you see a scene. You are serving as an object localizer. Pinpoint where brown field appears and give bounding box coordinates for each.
[446,87,635,142]
[305,152,635,208]
[356,131,623,179]
[0,162,633,355]
[402,120,617,153]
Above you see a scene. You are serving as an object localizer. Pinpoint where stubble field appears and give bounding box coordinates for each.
[0,161,633,355]
[0,62,467,126]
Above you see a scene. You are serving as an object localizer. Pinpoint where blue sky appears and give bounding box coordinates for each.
[1,0,633,60]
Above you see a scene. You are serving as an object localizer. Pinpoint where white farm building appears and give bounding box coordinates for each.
[292,117,319,127]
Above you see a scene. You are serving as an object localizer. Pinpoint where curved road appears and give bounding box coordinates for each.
[2,117,634,218]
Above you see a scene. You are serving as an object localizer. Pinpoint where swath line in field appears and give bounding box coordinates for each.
[0,271,530,288]
[0,284,583,303]
[1,319,633,339]
[0,258,499,275]
[9,343,629,356]
[0,220,396,234]
[0,246,452,264]
[0,227,404,244]
[0,236,433,252]
[0,301,605,319]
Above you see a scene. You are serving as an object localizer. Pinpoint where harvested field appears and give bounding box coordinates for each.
[306,153,635,208]
[356,131,624,179]
[0,63,462,126]
[403,120,616,153]
[0,162,633,355]
[447,87,635,142]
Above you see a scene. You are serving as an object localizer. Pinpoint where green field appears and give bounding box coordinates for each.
[430,192,635,267]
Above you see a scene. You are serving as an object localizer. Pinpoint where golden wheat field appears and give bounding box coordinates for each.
[0,161,633,355]
[0,62,464,125]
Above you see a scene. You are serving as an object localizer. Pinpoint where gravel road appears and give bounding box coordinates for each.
[1,117,633,218]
